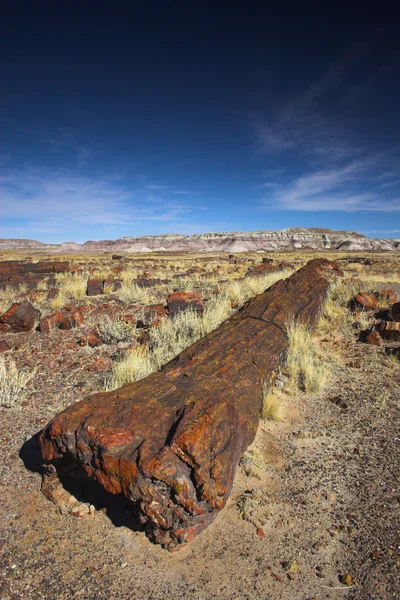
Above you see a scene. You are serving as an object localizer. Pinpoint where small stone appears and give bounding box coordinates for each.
[256,527,266,538]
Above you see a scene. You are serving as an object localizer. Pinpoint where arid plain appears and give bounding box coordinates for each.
[1,246,399,600]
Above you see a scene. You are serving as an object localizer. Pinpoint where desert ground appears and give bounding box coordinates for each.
[0,249,399,600]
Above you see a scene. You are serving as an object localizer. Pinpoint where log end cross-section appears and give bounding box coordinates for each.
[39,259,340,549]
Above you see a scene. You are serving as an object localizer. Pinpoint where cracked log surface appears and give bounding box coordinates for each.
[39,259,339,550]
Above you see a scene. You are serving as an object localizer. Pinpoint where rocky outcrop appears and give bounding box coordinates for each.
[39,259,339,550]
[49,228,399,254]
[0,229,398,254]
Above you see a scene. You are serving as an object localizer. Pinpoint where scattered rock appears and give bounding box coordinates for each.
[39,309,83,332]
[375,289,396,303]
[246,263,278,277]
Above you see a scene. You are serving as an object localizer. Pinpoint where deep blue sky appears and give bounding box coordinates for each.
[1,1,400,242]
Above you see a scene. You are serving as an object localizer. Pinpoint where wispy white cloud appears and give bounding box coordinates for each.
[255,36,400,213]
[0,166,205,240]
[263,159,400,212]
[363,229,400,234]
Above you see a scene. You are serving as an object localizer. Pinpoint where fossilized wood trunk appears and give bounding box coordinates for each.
[39,259,339,549]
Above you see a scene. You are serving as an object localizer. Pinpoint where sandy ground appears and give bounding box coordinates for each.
[0,259,399,600]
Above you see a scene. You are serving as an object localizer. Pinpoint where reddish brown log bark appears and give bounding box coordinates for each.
[39,259,340,550]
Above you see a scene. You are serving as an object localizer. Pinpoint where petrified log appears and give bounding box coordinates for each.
[0,260,70,283]
[39,259,339,550]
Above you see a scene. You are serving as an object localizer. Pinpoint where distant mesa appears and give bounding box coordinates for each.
[0,228,398,253]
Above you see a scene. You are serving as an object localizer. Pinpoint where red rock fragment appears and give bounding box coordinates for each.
[0,301,41,333]
[257,527,266,538]
[78,331,102,347]
[167,292,204,317]
[0,340,11,352]
[86,279,104,296]
[39,312,62,332]
[366,331,384,346]
[58,310,83,330]
[375,289,396,304]
[353,293,379,310]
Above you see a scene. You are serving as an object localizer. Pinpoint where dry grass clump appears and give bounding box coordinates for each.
[105,308,205,389]
[117,282,168,305]
[90,268,112,280]
[98,316,135,345]
[319,277,360,335]
[359,272,400,284]
[0,286,17,314]
[105,298,233,390]
[55,272,88,301]
[0,356,32,408]
[261,386,286,420]
[224,269,294,308]
[36,279,48,291]
[286,321,331,393]
[120,267,140,285]
[239,448,265,479]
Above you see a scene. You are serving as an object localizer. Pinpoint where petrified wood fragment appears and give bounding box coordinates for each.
[0,301,41,333]
[167,292,204,317]
[39,259,338,550]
